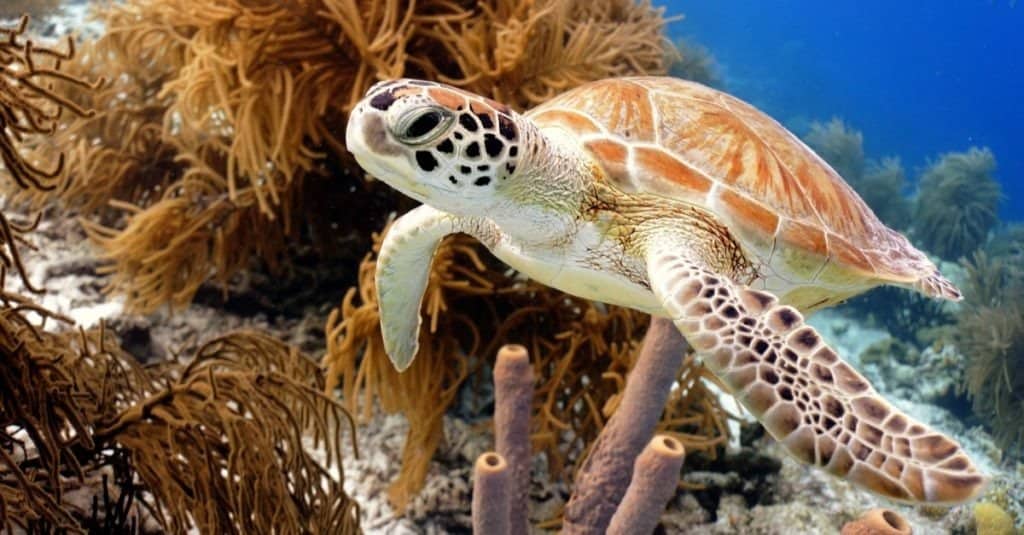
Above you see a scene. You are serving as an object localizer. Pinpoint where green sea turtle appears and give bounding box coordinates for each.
[345,77,986,503]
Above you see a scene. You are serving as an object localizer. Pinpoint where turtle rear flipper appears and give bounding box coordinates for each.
[645,244,987,504]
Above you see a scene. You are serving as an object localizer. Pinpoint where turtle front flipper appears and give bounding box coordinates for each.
[645,244,988,504]
[376,205,458,371]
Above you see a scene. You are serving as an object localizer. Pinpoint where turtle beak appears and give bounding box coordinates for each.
[346,103,433,202]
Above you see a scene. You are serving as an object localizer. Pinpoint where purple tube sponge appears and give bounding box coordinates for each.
[562,317,689,534]
[607,435,686,535]
[472,452,511,535]
[493,344,535,535]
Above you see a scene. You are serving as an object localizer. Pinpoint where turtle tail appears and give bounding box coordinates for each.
[912,270,963,302]
[875,228,962,302]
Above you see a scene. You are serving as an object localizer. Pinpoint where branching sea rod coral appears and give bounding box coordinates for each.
[96,331,362,533]
[1,16,362,532]
[0,16,101,291]
[859,157,912,231]
[668,38,723,89]
[803,117,865,184]
[2,314,362,532]
[914,147,1002,262]
[957,252,1024,453]
[420,0,671,107]
[0,16,99,191]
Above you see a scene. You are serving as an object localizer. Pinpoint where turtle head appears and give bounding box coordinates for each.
[347,79,523,216]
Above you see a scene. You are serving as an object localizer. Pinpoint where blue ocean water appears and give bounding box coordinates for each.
[665,1,1023,221]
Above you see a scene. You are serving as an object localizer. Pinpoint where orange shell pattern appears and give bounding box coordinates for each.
[527,77,935,291]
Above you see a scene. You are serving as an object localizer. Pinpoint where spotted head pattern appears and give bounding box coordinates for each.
[351,79,523,204]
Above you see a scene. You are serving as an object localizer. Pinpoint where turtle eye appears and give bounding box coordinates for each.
[394,107,452,145]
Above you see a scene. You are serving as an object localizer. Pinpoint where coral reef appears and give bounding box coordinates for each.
[3,3,692,517]
[857,337,964,405]
[957,252,1024,453]
[986,223,1024,263]
[668,38,723,88]
[842,285,954,348]
[15,3,1022,531]
[913,147,1002,262]
[92,331,362,533]
[0,16,361,533]
[1,319,362,532]
[803,118,865,184]
[859,157,912,231]
[973,502,1015,535]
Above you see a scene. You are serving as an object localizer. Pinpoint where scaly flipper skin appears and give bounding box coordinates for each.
[376,205,456,371]
[645,240,988,504]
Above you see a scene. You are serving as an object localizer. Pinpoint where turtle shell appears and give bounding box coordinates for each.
[527,77,940,303]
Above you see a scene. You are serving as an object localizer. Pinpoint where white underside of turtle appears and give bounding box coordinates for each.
[345,76,987,504]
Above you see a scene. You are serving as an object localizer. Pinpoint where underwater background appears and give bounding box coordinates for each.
[0,0,1022,533]
[667,0,1023,221]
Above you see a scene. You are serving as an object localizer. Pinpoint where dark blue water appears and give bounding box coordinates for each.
[665,1,1023,221]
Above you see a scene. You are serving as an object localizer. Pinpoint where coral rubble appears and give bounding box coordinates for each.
[0,1,62,20]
